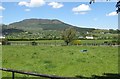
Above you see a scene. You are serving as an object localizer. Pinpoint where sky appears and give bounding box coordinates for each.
[0,0,119,30]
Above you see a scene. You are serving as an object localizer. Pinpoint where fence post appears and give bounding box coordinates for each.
[12,71,15,79]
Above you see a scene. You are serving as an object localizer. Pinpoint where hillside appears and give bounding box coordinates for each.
[2,18,95,34]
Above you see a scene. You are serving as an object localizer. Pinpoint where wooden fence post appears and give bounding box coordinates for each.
[12,72,14,79]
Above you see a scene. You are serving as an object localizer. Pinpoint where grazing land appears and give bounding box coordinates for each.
[2,45,118,77]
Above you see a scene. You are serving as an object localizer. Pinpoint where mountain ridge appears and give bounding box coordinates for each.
[2,18,95,34]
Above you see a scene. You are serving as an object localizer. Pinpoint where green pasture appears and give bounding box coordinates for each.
[2,45,118,77]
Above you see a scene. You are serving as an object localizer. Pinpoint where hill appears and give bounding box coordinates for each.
[2,18,95,34]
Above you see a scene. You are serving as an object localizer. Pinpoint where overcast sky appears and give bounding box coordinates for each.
[0,0,118,29]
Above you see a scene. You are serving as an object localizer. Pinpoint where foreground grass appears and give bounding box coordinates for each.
[2,45,118,77]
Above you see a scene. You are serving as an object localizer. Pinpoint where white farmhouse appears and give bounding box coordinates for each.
[0,36,5,39]
[0,36,5,45]
[86,36,94,39]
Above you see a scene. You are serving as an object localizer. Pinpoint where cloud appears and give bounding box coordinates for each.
[18,1,29,6]
[25,9,31,11]
[18,0,45,7]
[48,2,63,8]
[106,11,118,16]
[72,4,91,14]
[0,6,5,11]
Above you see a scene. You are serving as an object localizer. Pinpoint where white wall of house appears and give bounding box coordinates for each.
[0,36,5,39]
[86,36,94,39]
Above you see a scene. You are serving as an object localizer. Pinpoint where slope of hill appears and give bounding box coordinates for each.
[2,18,95,36]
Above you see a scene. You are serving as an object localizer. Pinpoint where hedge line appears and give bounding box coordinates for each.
[7,38,60,41]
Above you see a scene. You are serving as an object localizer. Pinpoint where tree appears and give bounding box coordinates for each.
[62,27,76,45]
[89,0,95,4]
[89,0,111,4]
[89,0,120,13]
[116,0,120,13]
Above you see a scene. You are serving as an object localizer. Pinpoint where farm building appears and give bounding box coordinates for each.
[0,36,6,45]
[78,36,84,39]
[86,36,94,39]
[0,36,5,39]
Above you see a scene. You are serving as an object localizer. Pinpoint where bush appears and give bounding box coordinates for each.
[31,41,37,46]
[2,40,11,45]
[71,40,81,45]
[112,40,120,45]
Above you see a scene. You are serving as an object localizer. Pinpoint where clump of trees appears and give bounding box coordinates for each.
[61,27,76,45]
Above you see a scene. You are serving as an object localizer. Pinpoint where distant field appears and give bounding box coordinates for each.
[2,45,118,77]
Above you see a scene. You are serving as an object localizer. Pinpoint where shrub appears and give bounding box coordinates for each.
[71,40,81,45]
[31,41,37,46]
[2,40,11,45]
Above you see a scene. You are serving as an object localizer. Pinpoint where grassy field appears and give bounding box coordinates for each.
[2,45,118,77]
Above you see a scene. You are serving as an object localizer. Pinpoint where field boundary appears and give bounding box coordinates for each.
[0,68,78,79]
[2,41,120,46]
